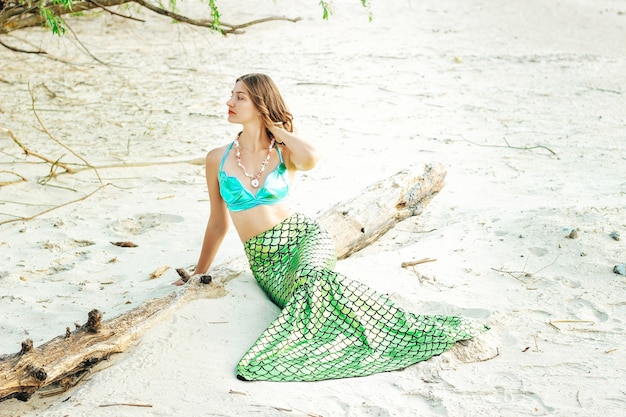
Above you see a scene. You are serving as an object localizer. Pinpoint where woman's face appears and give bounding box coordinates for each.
[226,80,258,125]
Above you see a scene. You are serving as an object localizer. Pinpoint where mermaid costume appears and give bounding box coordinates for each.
[219,142,487,381]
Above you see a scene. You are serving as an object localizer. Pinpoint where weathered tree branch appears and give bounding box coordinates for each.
[319,163,447,259]
[0,0,300,36]
[132,0,301,34]
[0,163,446,402]
[1,0,131,34]
[86,0,145,23]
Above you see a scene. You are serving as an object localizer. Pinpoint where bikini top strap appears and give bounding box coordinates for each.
[219,142,235,172]
[275,143,284,164]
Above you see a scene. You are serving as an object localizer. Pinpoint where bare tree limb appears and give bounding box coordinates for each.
[132,0,300,34]
[86,0,146,22]
[0,0,300,36]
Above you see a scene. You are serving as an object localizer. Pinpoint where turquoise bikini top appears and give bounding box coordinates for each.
[218,141,290,212]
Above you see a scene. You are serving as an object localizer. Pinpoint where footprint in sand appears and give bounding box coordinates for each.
[489,373,556,413]
[553,275,582,289]
[108,213,184,235]
[527,247,549,257]
[566,298,609,322]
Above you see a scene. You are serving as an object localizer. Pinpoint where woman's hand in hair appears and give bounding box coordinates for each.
[267,127,320,171]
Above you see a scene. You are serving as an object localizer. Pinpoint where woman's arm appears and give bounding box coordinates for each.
[268,125,320,171]
[174,148,229,285]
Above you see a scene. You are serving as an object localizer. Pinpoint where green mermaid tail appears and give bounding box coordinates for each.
[237,213,487,381]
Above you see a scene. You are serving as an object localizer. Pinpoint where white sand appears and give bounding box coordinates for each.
[1,0,625,415]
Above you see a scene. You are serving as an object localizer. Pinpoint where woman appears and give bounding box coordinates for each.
[177,73,486,382]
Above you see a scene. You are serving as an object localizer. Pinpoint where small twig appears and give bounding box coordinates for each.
[86,0,146,22]
[402,263,442,291]
[1,127,205,187]
[587,85,622,95]
[401,258,437,268]
[274,406,293,412]
[0,170,27,186]
[68,158,206,172]
[568,328,624,334]
[462,136,557,156]
[39,181,78,192]
[6,126,200,165]
[2,34,76,64]
[531,255,560,275]
[502,137,556,155]
[3,127,77,174]
[28,84,103,183]
[40,156,68,185]
[292,408,324,417]
[223,16,303,32]
[548,320,595,331]
[491,255,560,282]
[0,183,110,226]
[491,255,531,280]
[63,19,110,65]
[99,403,153,408]
[39,370,91,398]
[0,38,46,54]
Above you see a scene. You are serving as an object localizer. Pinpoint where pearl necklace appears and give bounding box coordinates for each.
[234,136,275,188]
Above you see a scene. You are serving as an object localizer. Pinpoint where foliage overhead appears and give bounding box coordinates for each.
[0,0,373,38]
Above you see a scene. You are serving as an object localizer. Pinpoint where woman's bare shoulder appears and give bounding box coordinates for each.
[206,142,232,165]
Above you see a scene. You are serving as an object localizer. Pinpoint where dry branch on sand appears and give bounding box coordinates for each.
[0,162,446,402]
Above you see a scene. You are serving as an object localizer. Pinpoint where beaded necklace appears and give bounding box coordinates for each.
[234,135,275,188]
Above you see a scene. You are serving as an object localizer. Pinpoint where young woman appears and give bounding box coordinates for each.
[176,73,486,381]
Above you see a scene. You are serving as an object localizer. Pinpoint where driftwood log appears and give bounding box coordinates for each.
[0,163,446,402]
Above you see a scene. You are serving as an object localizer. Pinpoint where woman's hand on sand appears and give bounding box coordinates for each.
[172,278,186,286]
[172,273,212,286]
[173,267,192,285]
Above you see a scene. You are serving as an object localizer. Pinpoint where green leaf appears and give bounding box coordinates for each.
[51,0,74,10]
[40,7,66,36]
[208,0,222,32]
[319,1,333,20]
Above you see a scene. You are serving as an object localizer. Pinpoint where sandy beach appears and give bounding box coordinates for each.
[1,0,625,415]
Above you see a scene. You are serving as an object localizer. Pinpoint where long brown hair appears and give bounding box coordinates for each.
[237,73,294,133]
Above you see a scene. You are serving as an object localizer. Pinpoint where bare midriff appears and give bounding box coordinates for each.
[229,202,293,242]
